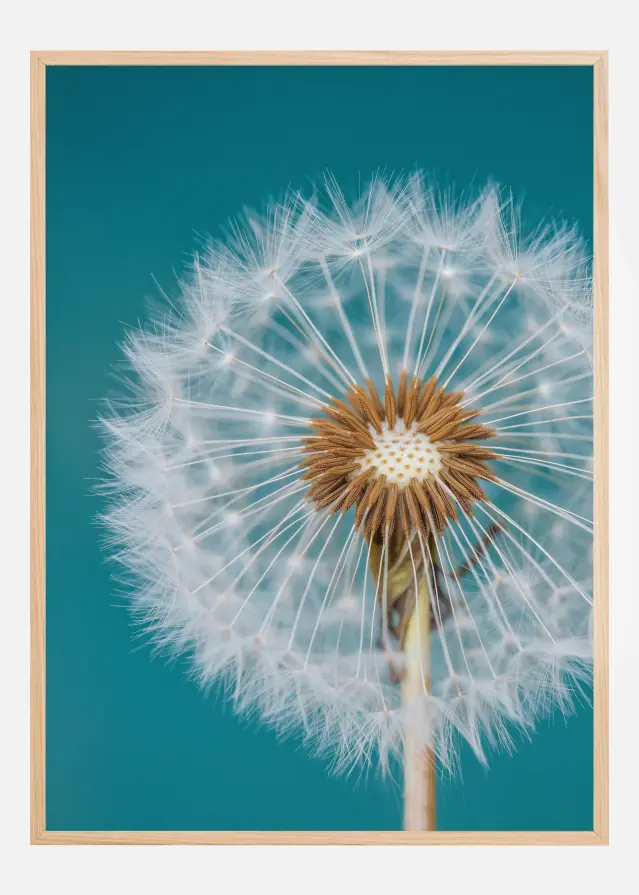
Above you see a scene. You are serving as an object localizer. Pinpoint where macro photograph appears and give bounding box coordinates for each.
[31,52,608,843]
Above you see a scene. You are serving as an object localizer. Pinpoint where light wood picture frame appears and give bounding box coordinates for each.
[30,50,609,845]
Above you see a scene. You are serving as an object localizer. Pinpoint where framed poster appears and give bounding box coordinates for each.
[31,51,608,844]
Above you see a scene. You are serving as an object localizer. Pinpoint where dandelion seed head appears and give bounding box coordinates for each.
[99,172,593,776]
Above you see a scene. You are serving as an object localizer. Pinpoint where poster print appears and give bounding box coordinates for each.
[33,54,608,843]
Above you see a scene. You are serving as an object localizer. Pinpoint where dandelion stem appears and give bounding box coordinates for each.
[402,568,436,831]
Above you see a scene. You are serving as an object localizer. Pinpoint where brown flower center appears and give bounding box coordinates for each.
[301,371,498,543]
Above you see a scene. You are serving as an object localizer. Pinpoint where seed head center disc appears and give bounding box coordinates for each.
[357,422,442,487]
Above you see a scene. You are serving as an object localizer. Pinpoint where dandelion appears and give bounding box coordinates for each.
[100,173,593,830]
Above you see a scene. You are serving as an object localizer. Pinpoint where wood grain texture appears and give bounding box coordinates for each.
[30,49,609,846]
[34,50,606,66]
[592,53,609,846]
[30,52,46,845]
[33,830,606,846]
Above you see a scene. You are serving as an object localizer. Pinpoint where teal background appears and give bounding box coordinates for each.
[46,65,593,831]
